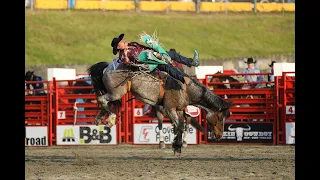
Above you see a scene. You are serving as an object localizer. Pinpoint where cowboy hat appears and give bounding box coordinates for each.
[244,57,256,64]
[269,61,276,67]
[111,33,125,55]
[25,71,34,81]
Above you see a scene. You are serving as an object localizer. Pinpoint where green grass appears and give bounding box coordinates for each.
[26,10,295,66]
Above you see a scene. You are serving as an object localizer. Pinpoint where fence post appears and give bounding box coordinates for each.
[196,0,200,13]
[31,0,34,10]
[102,0,105,11]
[134,0,139,12]
[254,0,257,13]
[282,0,284,16]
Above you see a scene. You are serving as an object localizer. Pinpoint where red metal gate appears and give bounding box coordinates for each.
[275,72,295,144]
[25,80,53,146]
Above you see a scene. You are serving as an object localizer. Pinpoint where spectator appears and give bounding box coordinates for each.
[25,71,45,95]
[233,57,263,89]
[267,61,276,87]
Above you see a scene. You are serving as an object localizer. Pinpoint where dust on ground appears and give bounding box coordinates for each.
[25,144,295,180]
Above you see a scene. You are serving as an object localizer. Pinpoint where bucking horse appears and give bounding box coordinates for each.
[87,61,232,154]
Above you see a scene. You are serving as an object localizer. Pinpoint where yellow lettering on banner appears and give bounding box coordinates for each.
[227,3,252,12]
[256,3,283,12]
[283,4,295,11]
[200,2,225,12]
[35,0,68,9]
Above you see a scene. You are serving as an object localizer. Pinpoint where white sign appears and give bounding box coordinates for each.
[47,68,76,81]
[134,124,197,144]
[58,111,66,119]
[274,63,295,76]
[286,122,295,144]
[134,108,143,117]
[25,126,48,146]
[56,125,117,145]
[286,106,295,114]
[195,66,223,79]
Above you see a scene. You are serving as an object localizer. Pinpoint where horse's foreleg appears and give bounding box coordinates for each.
[156,110,165,149]
[165,109,183,154]
[95,94,118,127]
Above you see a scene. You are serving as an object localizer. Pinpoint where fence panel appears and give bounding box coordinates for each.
[275,72,295,144]
[25,80,53,146]
[204,72,277,144]
[53,78,119,146]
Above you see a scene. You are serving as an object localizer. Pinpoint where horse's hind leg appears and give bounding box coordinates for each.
[156,110,166,149]
[95,93,118,126]
[165,109,184,154]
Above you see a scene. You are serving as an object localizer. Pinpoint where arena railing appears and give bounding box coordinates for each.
[204,72,277,144]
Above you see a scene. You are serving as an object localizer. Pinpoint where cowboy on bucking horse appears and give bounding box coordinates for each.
[110,31,200,84]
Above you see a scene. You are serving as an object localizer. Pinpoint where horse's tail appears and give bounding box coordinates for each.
[189,117,205,133]
[192,78,231,111]
[87,62,122,107]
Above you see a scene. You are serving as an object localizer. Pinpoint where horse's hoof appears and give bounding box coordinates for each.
[173,147,182,155]
[182,141,188,148]
[159,141,165,149]
[107,113,117,126]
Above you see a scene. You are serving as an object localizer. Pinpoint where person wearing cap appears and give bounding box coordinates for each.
[267,61,276,87]
[232,57,264,88]
[25,71,45,95]
[110,32,198,84]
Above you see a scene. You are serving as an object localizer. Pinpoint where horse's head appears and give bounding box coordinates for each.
[206,101,232,140]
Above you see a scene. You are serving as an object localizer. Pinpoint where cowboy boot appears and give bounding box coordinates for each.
[191,50,200,67]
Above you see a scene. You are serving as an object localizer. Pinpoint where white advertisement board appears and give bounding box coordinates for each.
[134,124,197,144]
[286,122,295,144]
[56,125,117,145]
[195,66,223,79]
[47,68,76,81]
[274,63,295,77]
[25,126,48,146]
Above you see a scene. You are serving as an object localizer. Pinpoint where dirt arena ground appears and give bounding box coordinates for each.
[25,144,295,180]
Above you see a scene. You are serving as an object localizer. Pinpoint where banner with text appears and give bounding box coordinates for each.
[56,125,117,145]
[25,126,48,146]
[207,123,273,143]
[134,123,197,144]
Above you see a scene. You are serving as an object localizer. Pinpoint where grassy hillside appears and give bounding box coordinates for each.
[25,11,294,66]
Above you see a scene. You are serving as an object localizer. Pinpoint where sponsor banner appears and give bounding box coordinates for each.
[286,122,295,144]
[207,123,273,143]
[25,126,48,146]
[134,124,197,144]
[56,125,117,145]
